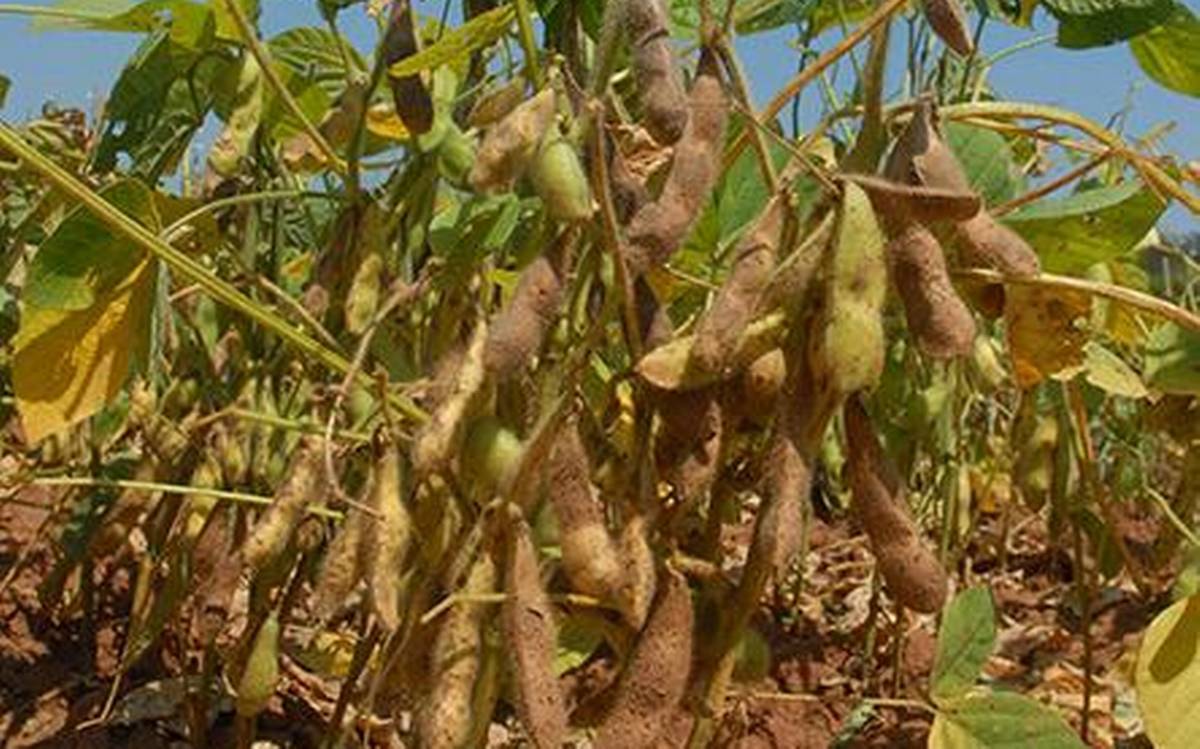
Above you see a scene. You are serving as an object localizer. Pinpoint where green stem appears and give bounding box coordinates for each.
[0,123,427,425]
[0,4,115,21]
[221,0,346,174]
[29,477,343,519]
[512,0,543,88]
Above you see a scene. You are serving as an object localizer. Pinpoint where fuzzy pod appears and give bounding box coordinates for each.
[884,97,971,193]
[761,430,812,574]
[344,251,384,336]
[615,512,658,630]
[437,122,477,187]
[503,516,568,748]
[235,612,280,717]
[311,488,368,624]
[470,89,557,192]
[810,183,889,396]
[367,436,414,631]
[655,388,725,503]
[242,436,323,574]
[467,76,527,128]
[413,322,490,477]
[384,0,434,135]
[888,223,977,359]
[609,142,650,224]
[843,173,981,230]
[952,210,1041,277]
[924,0,974,56]
[626,49,729,272]
[418,553,498,749]
[547,420,622,601]
[624,0,689,145]
[741,348,787,424]
[691,195,786,379]
[531,134,594,221]
[843,398,948,613]
[594,568,694,748]
[484,253,565,380]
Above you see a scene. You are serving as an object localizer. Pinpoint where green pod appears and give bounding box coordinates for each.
[344,252,384,336]
[530,135,593,222]
[437,122,477,187]
[460,415,525,496]
[236,612,281,717]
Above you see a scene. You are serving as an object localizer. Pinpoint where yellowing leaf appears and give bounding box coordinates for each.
[365,104,411,142]
[387,5,515,80]
[14,259,157,442]
[1005,285,1091,389]
[1136,594,1200,749]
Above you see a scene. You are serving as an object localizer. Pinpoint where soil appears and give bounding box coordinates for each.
[0,483,1170,747]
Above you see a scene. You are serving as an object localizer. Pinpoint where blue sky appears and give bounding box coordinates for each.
[0,0,1195,231]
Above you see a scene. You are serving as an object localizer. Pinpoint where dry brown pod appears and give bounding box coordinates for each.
[503,514,568,749]
[740,348,787,425]
[594,567,694,748]
[626,48,729,273]
[467,76,527,129]
[952,210,1041,277]
[470,88,557,192]
[310,478,371,623]
[760,427,812,573]
[384,0,433,135]
[888,223,977,359]
[691,195,787,380]
[615,512,657,630]
[842,173,981,229]
[413,322,490,477]
[884,97,971,193]
[547,419,622,601]
[484,244,565,380]
[843,397,948,613]
[242,436,323,574]
[924,0,974,56]
[623,0,689,145]
[654,387,726,504]
[367,434,414,631]
[418,552,497,748]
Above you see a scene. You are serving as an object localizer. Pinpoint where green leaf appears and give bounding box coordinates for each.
[1079,341,1148,398]
[944,123,1025,207]
[0,73,9,109]
[1136,594,1200,749]
[1131,7,1200,96]
[1003,181,1166,275]
[30,0,202,33]
[932,587,997,704]
[14,180,161,442]
[555,614,605,676]
[265,26,362,139]
[930,691,1087,749]
[1143,323,1200,395]
[25,180,158,310]
[734,0,819,35]
[1041,0,1177,48]
[388,5,515,79]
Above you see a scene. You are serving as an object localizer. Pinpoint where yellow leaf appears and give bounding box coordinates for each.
[14,259,156,442]
[365,104,411,142]
[1137,594,1200,749]
[1005,285,1091,389]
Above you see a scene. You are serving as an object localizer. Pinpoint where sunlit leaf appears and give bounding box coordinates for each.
[1004,181,1166,275]
[944,123,1024,207]
[1042,0,1177,49]
[1005,285,1091,389]
[1077,341,1147,398]
[1131,6,1200,97]
[387,5,515,79]
[1136,594,1200,749]
[1143,323,1200,395]
[932,588,997,704]
[929,691,1086,748]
